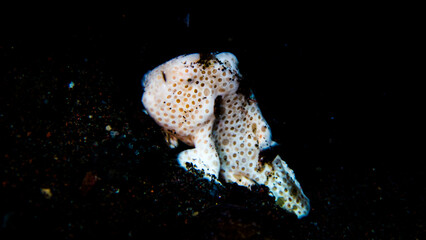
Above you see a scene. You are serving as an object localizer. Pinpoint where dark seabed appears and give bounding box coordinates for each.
[1,4,423,239]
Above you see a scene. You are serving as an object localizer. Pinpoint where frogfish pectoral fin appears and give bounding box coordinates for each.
[265,155,310,218]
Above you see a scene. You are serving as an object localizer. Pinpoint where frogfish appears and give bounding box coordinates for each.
[141,52,310,218]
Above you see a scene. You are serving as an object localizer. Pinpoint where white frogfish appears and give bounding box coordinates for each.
[141,52,310,218]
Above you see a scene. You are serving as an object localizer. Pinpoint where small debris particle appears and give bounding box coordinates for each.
[40,188,53,199]
[68,81,75,89]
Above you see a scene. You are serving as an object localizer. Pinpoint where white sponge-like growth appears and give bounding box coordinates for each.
[142,52,309,218]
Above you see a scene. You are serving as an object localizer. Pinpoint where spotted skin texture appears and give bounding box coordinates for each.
[142,52,309,218]
[142,53,240,179]
[214,93,309,218]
